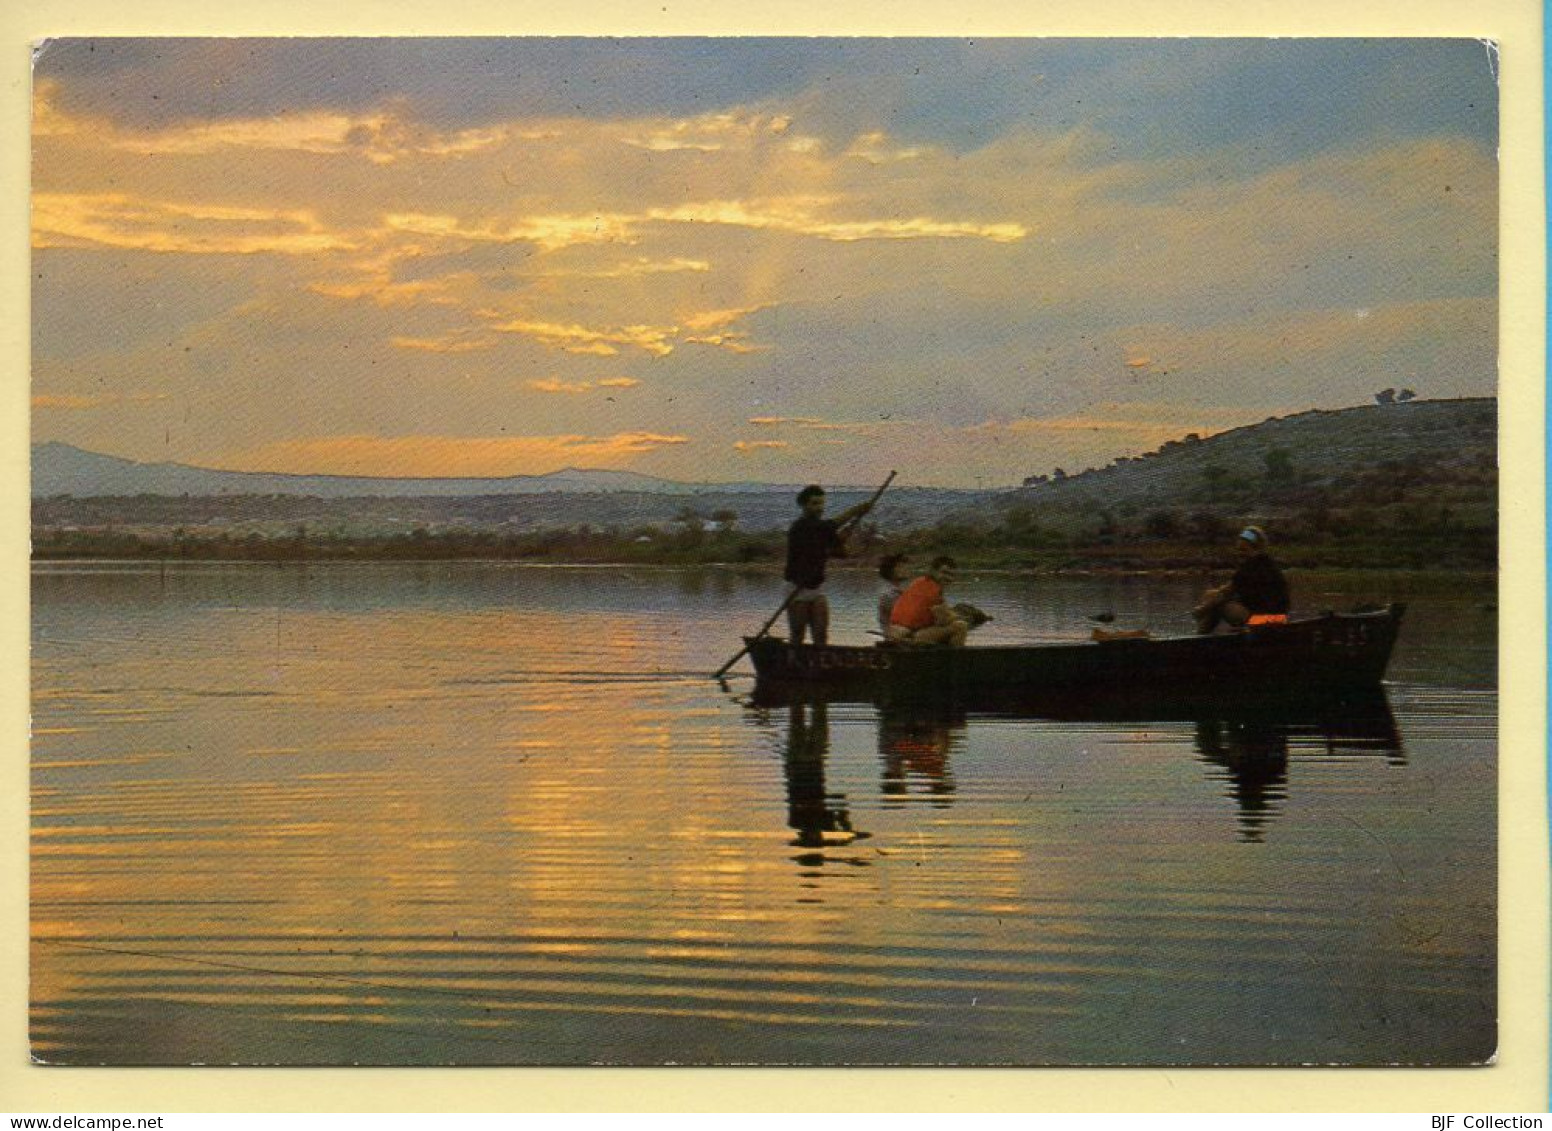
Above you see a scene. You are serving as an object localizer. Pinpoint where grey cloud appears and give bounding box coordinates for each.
[37,38,1496,166]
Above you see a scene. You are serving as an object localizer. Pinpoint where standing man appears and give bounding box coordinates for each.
[784,485,875,645]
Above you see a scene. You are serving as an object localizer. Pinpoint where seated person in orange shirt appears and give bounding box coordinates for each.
[888,556,970,647]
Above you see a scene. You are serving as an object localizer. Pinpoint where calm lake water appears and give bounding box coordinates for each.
[31,561,1496,1065]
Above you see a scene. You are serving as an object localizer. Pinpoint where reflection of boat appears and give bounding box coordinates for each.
[753,682,1405,845]
[745,603,1405,703]
[748,681,1404,848]
[1193,696,1404,841]
[752,674,1400,727]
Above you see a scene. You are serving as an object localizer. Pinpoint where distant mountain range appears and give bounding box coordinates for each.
[31,442,800,498]
[31,441,987,536]
[31,399,1496,561]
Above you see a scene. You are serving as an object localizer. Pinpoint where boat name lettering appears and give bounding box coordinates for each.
[788,647,891,671]
[1313,623,1373,649]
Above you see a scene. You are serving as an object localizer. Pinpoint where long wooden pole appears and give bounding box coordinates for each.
[713,470,896,680]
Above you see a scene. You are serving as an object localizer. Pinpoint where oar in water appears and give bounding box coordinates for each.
[713,470,896,681]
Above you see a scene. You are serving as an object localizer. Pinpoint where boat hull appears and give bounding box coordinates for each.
[745,604,1405,707]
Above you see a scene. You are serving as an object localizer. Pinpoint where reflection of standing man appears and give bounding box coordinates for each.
[783,701,855,849]
[784,485,875,645]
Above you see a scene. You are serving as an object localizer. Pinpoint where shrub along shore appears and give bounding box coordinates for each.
[31,519,1494,573]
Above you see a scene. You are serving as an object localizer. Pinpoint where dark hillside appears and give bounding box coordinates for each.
[945,398,1496,569]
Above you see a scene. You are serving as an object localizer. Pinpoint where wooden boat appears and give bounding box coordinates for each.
[744,603,1406,706]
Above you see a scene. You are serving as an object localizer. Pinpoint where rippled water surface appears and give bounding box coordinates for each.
[31,562,1495,1064]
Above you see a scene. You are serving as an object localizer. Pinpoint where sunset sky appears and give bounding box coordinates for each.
[31,38,1497,487]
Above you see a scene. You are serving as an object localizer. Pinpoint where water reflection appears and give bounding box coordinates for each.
[1193,718,1289,843]
[1195,694,1404,841]
[32,563,1488,1066]
[780,701,869,868]
[878,704,960,807]
[756,680,1404,843]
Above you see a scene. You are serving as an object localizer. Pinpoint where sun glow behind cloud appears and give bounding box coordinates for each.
[223,432,691,477]
[29,40,1497,485]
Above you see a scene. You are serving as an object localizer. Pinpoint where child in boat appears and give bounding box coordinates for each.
[888,556,970,646]
[876,553,910,636]
[1193,525,1290,633]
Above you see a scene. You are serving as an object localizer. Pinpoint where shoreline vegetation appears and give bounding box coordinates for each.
[32,398,1496,573]
[31,524,1492,572]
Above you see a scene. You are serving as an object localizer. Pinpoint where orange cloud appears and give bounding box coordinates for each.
[527,378,593,394]
[844,131,925,164]
[527,376,641,394]
[800,421,884,434]
[222,432,691,476]
[32,392,167,411]
[390,333,495,353]
[683,334,765,354]
[682,305,772,332]
[313,274,464,309]
[384,210,637,252]
[32,193,352,256]
[33,394,107,410]
[647,198,1029,243]
[620,112,798,153]
[968,403,1257,448]
[489,317,676,358]
[733,440,789,452]
[383,193,1027,257]
[678,306,771,353]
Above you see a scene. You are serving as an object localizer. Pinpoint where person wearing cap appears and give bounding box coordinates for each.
[1193,525,1290,634]
[784,485,876,645]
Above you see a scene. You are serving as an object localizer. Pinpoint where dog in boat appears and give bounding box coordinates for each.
[952,603,993,630]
